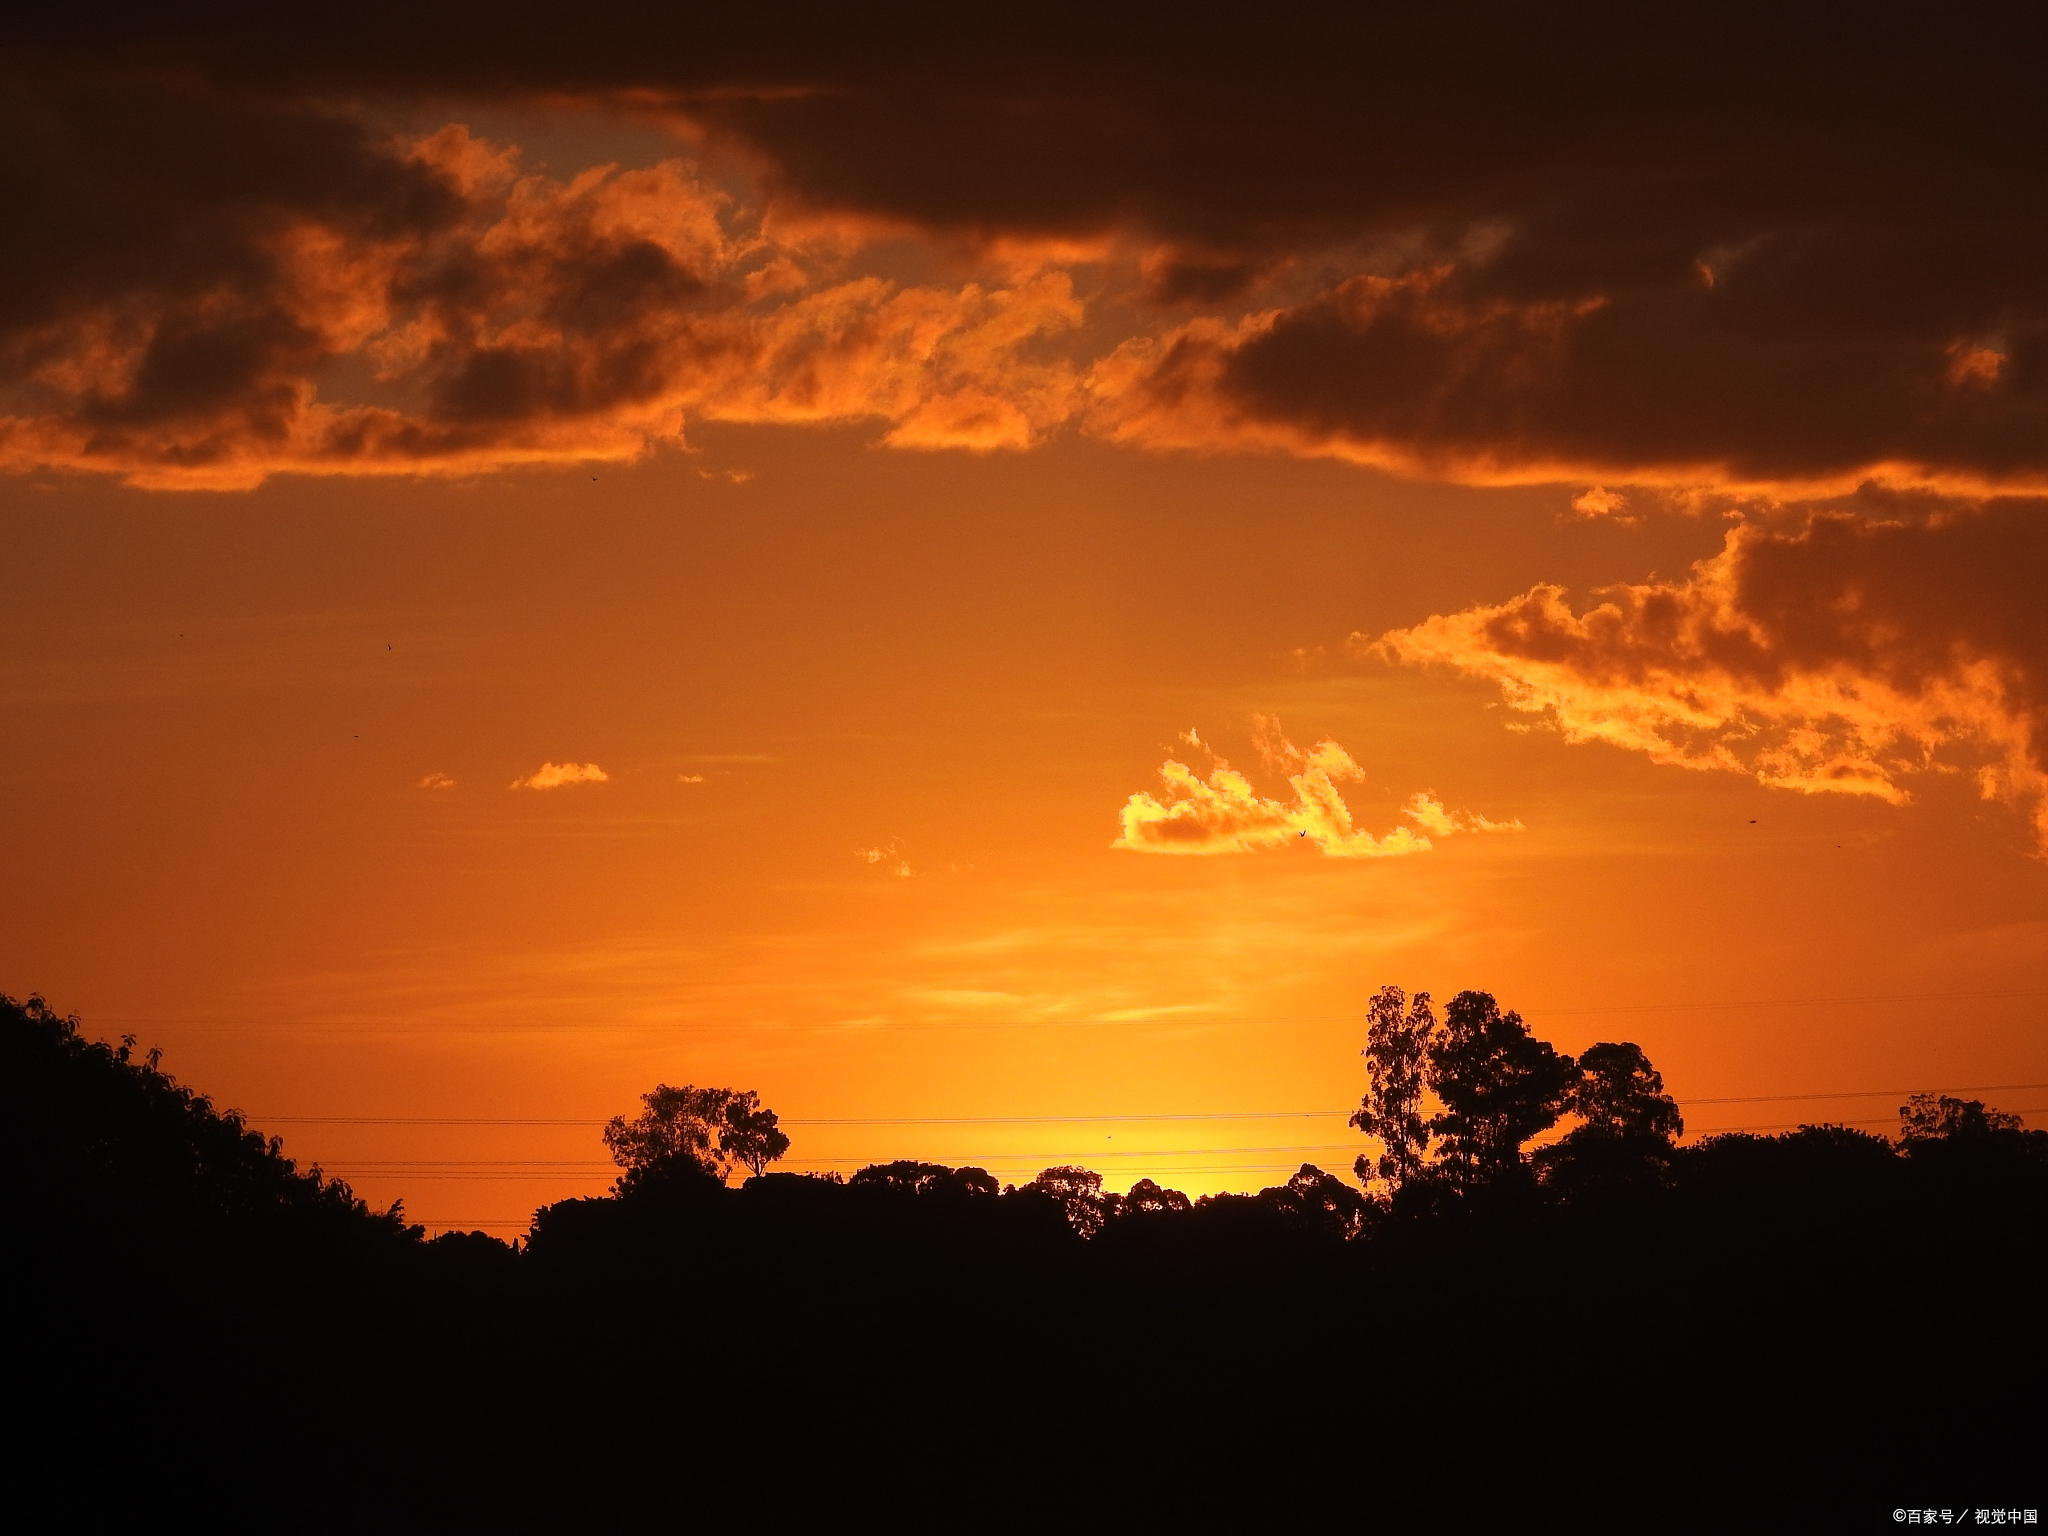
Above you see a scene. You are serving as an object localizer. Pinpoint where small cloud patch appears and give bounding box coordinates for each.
[510,761,609,790]
[417,772,456,790]
[1115,718,1521,859]
[857,839,912,877]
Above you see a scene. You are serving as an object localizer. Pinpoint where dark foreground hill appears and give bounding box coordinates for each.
[5,993,2043,1528]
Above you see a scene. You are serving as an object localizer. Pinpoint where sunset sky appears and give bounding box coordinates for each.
[5,5,2047,1231]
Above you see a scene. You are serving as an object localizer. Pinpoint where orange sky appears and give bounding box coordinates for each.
[5,57,2048,1231]
[6,427,2046,1230]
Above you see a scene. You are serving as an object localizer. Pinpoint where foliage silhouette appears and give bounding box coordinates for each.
[720,1089,791,1178]
[1113,1175,1193,1218]
[1534,1040,1685,1199]
[1424,989,1578,1190]
[1899,1091,2028,1144]
[1349,984,1437,1193]
[8,985,2046,1524]
[1193,1163,1370,1241]
[1020,1164,1113,1237]
[1,992,413,1249]
[848,1159,1000,1198]
[602,1081,790,1191]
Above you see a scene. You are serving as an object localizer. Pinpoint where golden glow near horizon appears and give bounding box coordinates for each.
[6,99,2048,1232]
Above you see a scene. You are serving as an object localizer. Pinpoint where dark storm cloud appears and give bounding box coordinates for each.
[0,50,1085,484]
[0,64,458,436]
[6,2,2048,485]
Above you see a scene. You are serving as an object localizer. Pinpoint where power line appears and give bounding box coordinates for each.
[319,1143,1373,1170]
[1683,1081,2048,1106]
[317,1109,2048,1181]
[254,1082,2048,1128]
[1524,986,2048,1017]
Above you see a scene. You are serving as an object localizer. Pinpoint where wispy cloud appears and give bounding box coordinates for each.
[509,761,609,790]
[856,839,912,877]
[417,772,456,790]
[1114,718,1519,859]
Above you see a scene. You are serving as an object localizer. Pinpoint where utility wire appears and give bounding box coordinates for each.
[318,1109,2048,1181]
[255,1082,2048,1128]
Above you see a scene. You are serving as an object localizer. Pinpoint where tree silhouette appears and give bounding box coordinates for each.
[1116,1177,1192,1217]
[1535,1040,1682,1195]
[1570,1041,1683,1142]
[1426,990,1577,1189]
[1265,1163,1369,1239]
[2,991,414,1244]
[1023,1165,1113,1237]
[1897,1093,2024,1143]
[14,981,2048,1521]
[1350,984,1438,1194]
[849,1161,1000,1197]
[604,1084,737,1190]
[719,1090,791,1179]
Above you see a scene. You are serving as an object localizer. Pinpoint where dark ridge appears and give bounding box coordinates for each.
[6,990,2044,1525]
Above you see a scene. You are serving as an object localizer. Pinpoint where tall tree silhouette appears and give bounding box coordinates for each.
[605,1084,787,1191]
[602,1081,757,1187]
[1426,991,1577,1189]
[719,1091,791,1179]
[1535,1040,1682,1195]
[1569,1042,1683,1142]
[1350,985,1438,1193]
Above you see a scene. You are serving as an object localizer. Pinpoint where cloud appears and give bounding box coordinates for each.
[1114,719,1519,858]
[417,772,456,789]
[510,761,609,790]
[6,12,2048,493]
[678,773,705,784]
[856,839,911,877]
[0,98,1083,488]
[1083,262,2048,493]
[1375,497,2048,846]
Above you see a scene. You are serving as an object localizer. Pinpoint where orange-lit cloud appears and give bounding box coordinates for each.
[9,23,2048,496]
[1376,500,2048,846]
[1115,719,1519,858]
[0,118,1083,489]
[510,761,609,790]
[1082,264,2048,495]
[417,772,456,790]
[856,839,912,877]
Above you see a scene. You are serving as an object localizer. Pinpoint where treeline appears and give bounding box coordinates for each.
[6,990,2044,1526]
[545,983,2047,1252]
